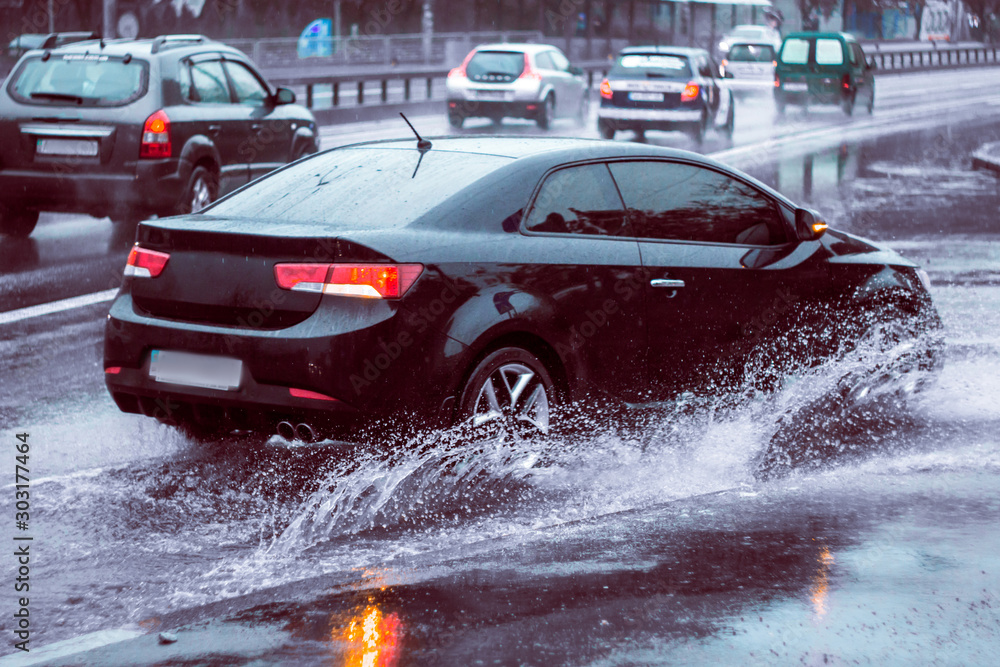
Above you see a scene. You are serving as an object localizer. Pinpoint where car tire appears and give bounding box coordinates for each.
[536,94,554,130]
[598,119,615,140]
[457,347,555,438]
[574,93,588,127]
[722,91,736,139]
[0,207,39,237]
[689,111,708,144]
[448,111,465,129]
[177,165,218,215]
[866,86,875,114]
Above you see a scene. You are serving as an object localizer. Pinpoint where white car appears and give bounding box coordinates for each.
[720,41,777,95]
[446,43,588,130]
[716,24,781,61]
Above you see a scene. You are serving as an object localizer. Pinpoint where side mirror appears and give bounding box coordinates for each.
[274,87,296,105]
[795,208,828,241]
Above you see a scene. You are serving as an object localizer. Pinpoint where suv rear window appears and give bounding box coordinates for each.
[467,51,525,83]
[8,54,148,106]
[611,54,691,78]
[779,38,810,65]
[207,147,511,229]
[815,39,844,65]
[728,44,775,62]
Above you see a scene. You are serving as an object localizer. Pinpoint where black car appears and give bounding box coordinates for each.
[0,33,317,236]
[598,46,735,142]
[103,137,940,443]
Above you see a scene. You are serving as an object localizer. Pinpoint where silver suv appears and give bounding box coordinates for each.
[446,43,588,130]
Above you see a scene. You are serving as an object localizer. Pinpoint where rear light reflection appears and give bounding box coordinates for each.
[289,387,338,402]
[125,245,170,278]
[104,366,122,375]
[681,82,699,102]
[599,78,613,99]
[274,263,423,299]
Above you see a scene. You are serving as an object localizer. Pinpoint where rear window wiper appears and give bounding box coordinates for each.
[29,91,86,104]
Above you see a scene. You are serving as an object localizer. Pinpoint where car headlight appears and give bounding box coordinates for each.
[916,268,932,293]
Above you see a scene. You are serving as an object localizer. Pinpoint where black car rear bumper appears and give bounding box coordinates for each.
[448,99,540,120]
[0,159,186,216]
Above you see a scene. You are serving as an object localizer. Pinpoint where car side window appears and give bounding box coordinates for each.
[550,50,571,72]
[524,163,628,237]
[534,51,555,70]
[607,161,787,245]
[815,39,845,65]
[225,60,269,106]
[188,59,230,103]
[851,43,866,67]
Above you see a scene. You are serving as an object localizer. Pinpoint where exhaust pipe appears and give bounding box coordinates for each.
[276,421,295,440]
[295,423,316,443]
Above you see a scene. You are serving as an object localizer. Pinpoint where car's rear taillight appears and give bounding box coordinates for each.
[449,50,474,79]
[599,78,613,99]
[681,82,699,102]
[519,53,542,81]
[774,71,780,88]
[842,73,851,90]
[125,245,170,278]
[274,263,424,299]
[140,109,171,159]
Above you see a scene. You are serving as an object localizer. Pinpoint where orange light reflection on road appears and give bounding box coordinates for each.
[337,604,403,667]
[809,546,835,618]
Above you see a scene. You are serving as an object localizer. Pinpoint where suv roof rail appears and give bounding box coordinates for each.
[151,34,209,54]
[40,31,100,50]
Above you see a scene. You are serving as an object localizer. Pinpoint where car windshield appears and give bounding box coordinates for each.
[207,147,511,228]
[779,38,811,65]
[728,44,775,62]
[8,54,148,106]
[611,54,691,79]
[466,51,525,81]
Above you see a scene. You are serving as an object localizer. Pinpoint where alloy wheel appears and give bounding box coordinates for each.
[471,362,550,434]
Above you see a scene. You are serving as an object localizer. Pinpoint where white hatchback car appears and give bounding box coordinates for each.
[446,43,588,130]
[720,41,777,95]
[716,24,782,61]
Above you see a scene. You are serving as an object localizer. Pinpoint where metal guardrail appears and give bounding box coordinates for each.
[869,43,1000,71]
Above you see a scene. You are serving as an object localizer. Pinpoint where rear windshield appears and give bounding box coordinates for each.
[8,54,148,106]
[208,147,511,228]
[728,44,775,62]
[610,54,691,79]
[815,38,845,65]
[467,51,525,82]
[779,38,810,65]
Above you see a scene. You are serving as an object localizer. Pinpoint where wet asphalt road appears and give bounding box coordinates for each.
[1,68,1000,665]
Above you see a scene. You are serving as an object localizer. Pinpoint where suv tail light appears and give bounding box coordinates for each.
[842,73,851,90]
[519,53,542,81]
[140,109,171,159]
[274,263,424,299]
[125,245,170,278]
[774,71,780,88]
[599,78,613,99]
[681,82,700,102]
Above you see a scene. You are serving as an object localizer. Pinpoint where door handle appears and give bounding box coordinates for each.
[650,279,685,288]
[207,124,221,135]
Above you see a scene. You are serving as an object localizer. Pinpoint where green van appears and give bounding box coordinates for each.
[774,32,875,115]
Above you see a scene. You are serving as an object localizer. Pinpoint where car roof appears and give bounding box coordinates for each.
[24,35,245,60]
[727,40,778,48]
[620,46,706,57]
[473,43,561,54]
[784,31,858,41]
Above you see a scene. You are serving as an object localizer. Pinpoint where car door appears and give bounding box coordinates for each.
[520,162,648,402]
[696,54,721,116]
[222,57,292,181]
[849,42,873,106]
[607,159,821,397]
[183,55,248,194]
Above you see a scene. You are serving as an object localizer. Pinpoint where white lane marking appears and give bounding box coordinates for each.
[0,288,118,326]
[0,629,144,666]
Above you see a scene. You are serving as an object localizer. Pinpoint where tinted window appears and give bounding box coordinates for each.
[728,44,775,62]
[780,38,810,65]
[850,43,866,67]
[815,39,844,65]
[225,60,268,105]
[524,164,627,236]
[208,148,511,229]
[189,60,230,103]
[550,50,570,71]
[608,161,786,245]
[611,54,691,79]
[8,54,148,106]
[467,51,525,82]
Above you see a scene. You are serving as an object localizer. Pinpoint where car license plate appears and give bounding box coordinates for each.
[783,82,808,92]
[36,138,98,156]
[149,350,243,391]
[628,92,664,102]
[476,90,509,100]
